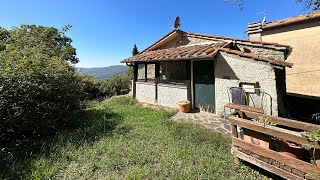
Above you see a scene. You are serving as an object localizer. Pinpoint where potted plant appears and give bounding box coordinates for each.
[243,116,276,149]
[278,140,305,159]
[178,101,191,113]
[301,129,320,168]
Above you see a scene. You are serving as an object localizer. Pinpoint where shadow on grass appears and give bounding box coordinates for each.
[0,106,128,179]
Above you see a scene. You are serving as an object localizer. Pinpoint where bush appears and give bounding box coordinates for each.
[80,74,105,100]
[100,73,131,98]
[0,55,84,141]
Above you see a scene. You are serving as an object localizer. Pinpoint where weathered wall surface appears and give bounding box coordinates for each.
[215,52,278,116]
[262,21,320,97]
[236,44,285,61]
[137,64,145,80]
[157,84,188,108]
[136,82,155,103]
[135,82,187,108]
[158,34,224,49]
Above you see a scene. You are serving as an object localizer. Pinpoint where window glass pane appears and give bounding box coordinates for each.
[160,61,186,85]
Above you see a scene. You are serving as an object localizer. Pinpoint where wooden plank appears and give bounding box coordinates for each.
[240,110,320,132]
[232,137,319,174]
[231,124,237,138]
[232,148,305,180]
[229,116,320,149]
[224,103,264,114]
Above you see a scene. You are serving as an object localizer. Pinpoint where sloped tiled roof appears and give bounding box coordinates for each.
[263,11,320,30]
[121,43,293,68]
[122,30,293,68]
[186,32,290,47]
[142,30,290,53]
[122,43,223,62]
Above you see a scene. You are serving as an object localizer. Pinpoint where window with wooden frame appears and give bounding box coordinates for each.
[160,61,186,85]
[137,63,156,82]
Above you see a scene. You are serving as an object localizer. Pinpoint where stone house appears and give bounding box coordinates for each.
[247,11,320,98]
[121,29,293,116]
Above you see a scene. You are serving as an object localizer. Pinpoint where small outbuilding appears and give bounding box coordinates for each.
[121,29,293,116]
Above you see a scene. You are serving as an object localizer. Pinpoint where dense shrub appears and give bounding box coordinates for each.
[0,24,84,142]
[101,73,131,98]
[80,72,132,100]
[0,55,84,141]
[80,74,105,100]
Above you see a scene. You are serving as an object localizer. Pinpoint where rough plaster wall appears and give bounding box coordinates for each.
[136,82,155,103]
[262,21,320,97]
[215,52,278,116]
[236,44,285,61]
[147,64,155,79]
[157,85,188,108]
[138,64,145,80]
[159,34,224,49]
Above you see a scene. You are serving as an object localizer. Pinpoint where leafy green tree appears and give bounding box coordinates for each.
[0,24,78,64]
[0,25,83,142]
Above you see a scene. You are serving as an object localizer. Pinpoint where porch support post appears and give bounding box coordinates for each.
[155,62,160,103]
[144,63,147,82]
[186,60,192,108]
[133,63,138,98]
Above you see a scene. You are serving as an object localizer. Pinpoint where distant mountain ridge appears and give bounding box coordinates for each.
[77,65,128,80]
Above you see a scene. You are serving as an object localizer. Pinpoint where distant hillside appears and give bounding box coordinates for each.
[77,65,128,80]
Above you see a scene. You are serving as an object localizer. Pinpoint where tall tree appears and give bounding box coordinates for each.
[132,44,139,56]
[0,24,78,64]
[226,0,320,11]
[126,44,139,80]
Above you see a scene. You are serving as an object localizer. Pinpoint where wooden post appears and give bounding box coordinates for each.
[186,60,192,107]
[133,63,138,98]
[144,63,147,82]
[155,63,160,103]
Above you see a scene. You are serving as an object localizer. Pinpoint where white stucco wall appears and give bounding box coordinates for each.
[215,52,278,116]
[136,82,155,103]
[157,84,188,108]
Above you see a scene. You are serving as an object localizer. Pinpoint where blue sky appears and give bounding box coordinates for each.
[0,0,310,67]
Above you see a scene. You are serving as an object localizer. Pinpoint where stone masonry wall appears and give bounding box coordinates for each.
[237,44,286,61]
[136,82,155,103]
[159,34,224,49]
[157,84,188,108]
[215,52,279,116]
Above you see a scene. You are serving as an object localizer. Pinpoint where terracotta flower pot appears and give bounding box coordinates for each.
[243,129,270,149]
[178,101,190,113]
[279,141,305,159]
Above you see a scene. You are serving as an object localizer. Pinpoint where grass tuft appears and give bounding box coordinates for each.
[0,96,268,179]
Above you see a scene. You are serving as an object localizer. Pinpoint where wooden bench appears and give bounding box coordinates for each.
[224,103,264,114]
[224,103,264,124]
[229,110,320,179]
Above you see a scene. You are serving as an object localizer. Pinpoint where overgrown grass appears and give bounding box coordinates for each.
[0,97,267,179]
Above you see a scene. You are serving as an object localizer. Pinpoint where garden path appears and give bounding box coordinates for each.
[172,111,231,136]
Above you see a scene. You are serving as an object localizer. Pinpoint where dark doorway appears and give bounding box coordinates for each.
[193,60,215,111]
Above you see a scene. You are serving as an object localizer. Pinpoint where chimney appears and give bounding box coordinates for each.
[246,22,262,41]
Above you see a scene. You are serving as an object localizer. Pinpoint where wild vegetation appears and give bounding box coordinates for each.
[0,97,268,179]
[0,24,131,144]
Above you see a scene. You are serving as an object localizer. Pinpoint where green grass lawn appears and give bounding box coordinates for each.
[1,97,268,179]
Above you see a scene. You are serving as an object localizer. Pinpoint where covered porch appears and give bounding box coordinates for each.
[131,58,216,112]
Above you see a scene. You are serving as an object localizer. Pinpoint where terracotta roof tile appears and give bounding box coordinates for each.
[217,48,293,68]
[263,11,320,30]
[121,43,293,68]
[122,43,223,63]
[186,32,290,47]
